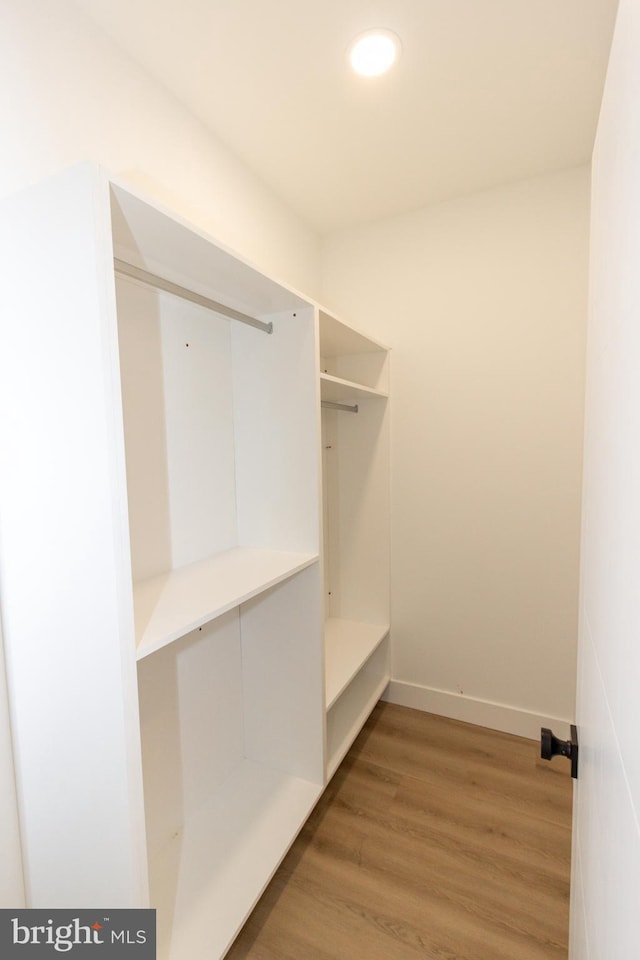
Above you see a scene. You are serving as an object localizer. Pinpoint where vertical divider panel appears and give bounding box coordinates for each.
[0,164,148,906]
[117,278,239,581]
[322,408,341,618]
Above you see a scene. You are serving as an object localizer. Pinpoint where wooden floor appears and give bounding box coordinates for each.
[226,702,573,960]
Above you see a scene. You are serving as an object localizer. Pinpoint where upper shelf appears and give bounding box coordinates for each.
[134,547,318,659]
[320,373,388,404]
[319,310,388,357]
[109,178,311,323]
[318,310,390,396]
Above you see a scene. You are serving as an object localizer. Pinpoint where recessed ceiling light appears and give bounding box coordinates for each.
[349,29,401,78]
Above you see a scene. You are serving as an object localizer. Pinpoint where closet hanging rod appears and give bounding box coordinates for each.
[113,258,273,334]
[321,400,359,414]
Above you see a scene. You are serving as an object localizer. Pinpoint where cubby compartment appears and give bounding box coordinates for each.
[138,565,324,960]
[108,176,326,955]
[319,310,391,779]
[111,185,320,658]
[326,635,390,778]
[319,308,389,404]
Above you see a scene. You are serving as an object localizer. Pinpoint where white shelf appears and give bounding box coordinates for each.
[319,310,388,357]
[325,618,389,709]
[111,181,310,321]
[320,372,388,404]
[134,548,318,659]
[326,646,390,780]
[150,759,322,960]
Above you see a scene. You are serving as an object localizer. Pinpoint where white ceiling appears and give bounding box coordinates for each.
[73,0,618,234]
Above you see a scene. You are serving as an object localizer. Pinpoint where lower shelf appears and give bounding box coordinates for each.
[326,635,390,779]
[149,760,322,960]
[325,618,389,708]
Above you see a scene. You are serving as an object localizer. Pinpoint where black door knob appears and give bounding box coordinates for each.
[540,725,578,779]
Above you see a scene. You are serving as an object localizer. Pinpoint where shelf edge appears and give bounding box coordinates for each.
[135,551,319,661]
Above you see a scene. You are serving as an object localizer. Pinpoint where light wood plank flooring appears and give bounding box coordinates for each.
[226,702,573,960]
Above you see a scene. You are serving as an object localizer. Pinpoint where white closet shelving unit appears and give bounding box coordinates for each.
[0,164,325,960]
[319,310,391,778]
[0,164,391,958]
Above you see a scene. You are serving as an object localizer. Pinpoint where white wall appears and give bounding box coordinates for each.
[321,167,590,738]
[570,0,640,955]
[0,0,320,296]
[0,621,23,905]
[0,0,321,908]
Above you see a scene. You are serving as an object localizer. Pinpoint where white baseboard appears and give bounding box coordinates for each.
[382,679,572,741]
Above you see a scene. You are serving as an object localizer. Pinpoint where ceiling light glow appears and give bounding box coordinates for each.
[349,30,400,77]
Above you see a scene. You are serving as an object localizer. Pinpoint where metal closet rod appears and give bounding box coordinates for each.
[113,258,273,335]
[321,400,359,414]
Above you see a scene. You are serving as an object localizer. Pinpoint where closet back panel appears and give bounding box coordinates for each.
[137,610,244,859]
[322,400,390,624]
[117,278,237,581]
